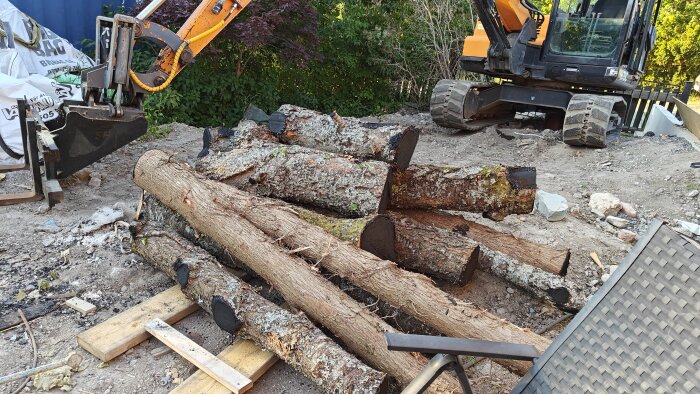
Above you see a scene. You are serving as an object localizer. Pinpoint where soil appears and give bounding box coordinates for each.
[1,112,699,393]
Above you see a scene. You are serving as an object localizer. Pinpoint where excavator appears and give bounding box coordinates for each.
[0,0,251,206]
[431,0,661,148]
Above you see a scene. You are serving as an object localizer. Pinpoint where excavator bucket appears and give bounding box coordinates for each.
[51,102,147,178]
[0,99,147,207]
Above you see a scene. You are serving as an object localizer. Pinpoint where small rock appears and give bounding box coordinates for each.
[688,190,699,198]
[36,205,50,214]
[88,174,102,187]
[606,216,629,229]
[42,237,55,247]
[506,287,514,294]
[686,211,696,218]
[678,220,700,236]
[589,192,621,218]
[496,308,506,314]
[601,273,611,282]
[37,219,61,234]
[535,190,569,221]
[619,202,637,218]
[617,229,638,243]
[608,265,618,275]
[27,289,40,299]
[654,188,665,196]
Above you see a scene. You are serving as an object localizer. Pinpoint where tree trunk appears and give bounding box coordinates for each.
[271,105,419,170]
[390,165,537,220]
[196,142,391,218]
[395,210,570,276]
[296,208,478,285]
[134,150,460,393]
[131,226,387,394]
[135,150,550,376]
[141,198,438,336]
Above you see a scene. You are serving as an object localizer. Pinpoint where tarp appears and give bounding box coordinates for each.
[0,0,93,164]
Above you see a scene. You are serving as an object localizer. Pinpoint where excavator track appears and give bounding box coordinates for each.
[430,79,498,131]
[562,94,626,148]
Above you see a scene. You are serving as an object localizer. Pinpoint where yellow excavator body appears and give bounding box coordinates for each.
[463,14,549,58]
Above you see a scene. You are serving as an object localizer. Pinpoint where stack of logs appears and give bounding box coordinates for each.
[131,105,580,393]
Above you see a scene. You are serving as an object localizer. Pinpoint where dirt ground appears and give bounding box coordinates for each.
[1,112,699,393]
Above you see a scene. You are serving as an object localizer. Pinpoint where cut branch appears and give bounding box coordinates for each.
[271,105,419,170]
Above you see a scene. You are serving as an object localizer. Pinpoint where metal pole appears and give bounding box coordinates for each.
[136,0,168,20]
[0,354,82,386]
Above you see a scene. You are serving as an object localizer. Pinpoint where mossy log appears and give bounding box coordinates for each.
[270,105,419,170]
[134,150,550,376]
[134,150,460,392]
[196,142,391,218]
[390,165,537,220]
[297,208,478,285]
[396,210,570,276]
[132,226,387,393]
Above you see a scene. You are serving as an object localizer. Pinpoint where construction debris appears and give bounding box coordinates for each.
[65,297,97,314]
[534,190,568,221]
[589,192,622,218]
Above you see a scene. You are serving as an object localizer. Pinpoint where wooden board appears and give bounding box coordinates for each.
[66,297,97,314]
[171,339,278,394]
[77,286,199,361]
[675,98,700,138]
[145,318,253,394]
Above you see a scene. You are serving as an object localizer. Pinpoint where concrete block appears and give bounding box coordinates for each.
[642,104,683,136]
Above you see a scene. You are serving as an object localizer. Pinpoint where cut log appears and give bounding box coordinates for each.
[395,209,570,276]
[134,150,460,393]
[134,150,550,376]
[196,142,391,217]
[206,121,280,153]
[384,210,582,309]
[479,248,586,310]
[296,208,478,285]
[390,165,537,220]
[141,198,437,336]
[132,227,386,393]
[270,105,419,170]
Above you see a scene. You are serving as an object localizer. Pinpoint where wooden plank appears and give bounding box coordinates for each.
[171,339,278,394]
[675,98,700,138]
[146,319,253,394]
[65,297,97,314]
[77,285,199,362]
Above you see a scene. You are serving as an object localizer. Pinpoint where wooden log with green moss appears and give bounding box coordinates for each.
[296,208,478,285]
[196,141,392,218]
[390,165,537,220]
[271,105,419,170]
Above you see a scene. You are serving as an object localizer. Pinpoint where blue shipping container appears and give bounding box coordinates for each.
[8,0,138,49]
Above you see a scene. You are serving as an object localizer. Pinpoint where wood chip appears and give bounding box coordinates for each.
[590,252,605,270]
[66,297,97,314]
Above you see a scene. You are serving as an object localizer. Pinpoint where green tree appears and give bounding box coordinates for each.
[644,0,700,84]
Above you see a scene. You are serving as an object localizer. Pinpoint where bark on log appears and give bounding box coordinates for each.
[390,165,537,220]
[296,208,478,285]
[141,197,438,335]
[479,247,586,311]
[135,150,550,376]
[131,227,387,393]
[395,210,570,276]
[270,105,419,170]
[385,210,582,309]
[134,150,460,392]
[207,121,280,153]
[196,142,391,218]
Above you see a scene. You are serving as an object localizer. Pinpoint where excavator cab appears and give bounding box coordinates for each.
[431,0,662,148]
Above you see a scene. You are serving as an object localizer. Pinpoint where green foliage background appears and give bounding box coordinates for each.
[138,0,699,129]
